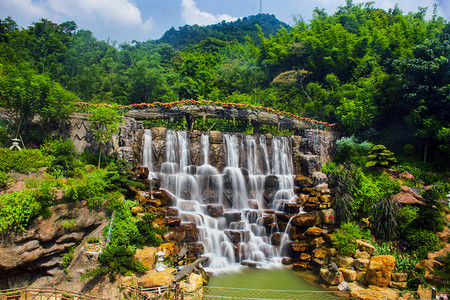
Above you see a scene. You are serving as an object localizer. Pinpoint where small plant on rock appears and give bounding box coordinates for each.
[334,221,371,256]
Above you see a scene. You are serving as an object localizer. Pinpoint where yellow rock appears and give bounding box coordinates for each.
[366,255,396,287]
[134,247,157,269]
[180,273,204,293]
[138,268,176,288]
[160,242,177,257]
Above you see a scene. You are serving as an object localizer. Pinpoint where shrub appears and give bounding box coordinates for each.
[134,213,166,247]
[105,159,144,195]
[432,252,450,291]
[0,190,42,233]
[366,144,397,168]
[0,170,14,190]
[398,205,419,234]
[87,237,100,244]
[41,138,79,177]
[405,229,442,258]
[369,197,400,241]
[65,169,108,206]
[335,136,373,166]
[330,163,355,224]
[61,245,76,269]
[334,222,371,256]
[0,148,48,173]
[416,188,446,232]
[403,144,415,156]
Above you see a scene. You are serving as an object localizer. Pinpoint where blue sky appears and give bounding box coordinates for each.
[0,0,448,44]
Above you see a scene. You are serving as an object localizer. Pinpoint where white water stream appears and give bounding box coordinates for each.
[142,129,299,273]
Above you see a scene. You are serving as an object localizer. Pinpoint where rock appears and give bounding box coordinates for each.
[284,203,301,214]
[291,212,316,227]
[305,227,323,236]
[322,208,336,225]
[291,243,309,252]
[319,195,332,203]
[135,247,157,269]
[309,237,325,248]
[296,194,309,205]
[391,273,408,282]
[399,172,415,181]
[138,268,176,288]
[209,131,223,144]
[241,261,262,268]
[354,250,371,260]
[307,197,320,204]
[55,232,84,243]
[271,232,283,246]
[389,281,408,289]
[136,167,150,179]
[293,262,310,271]
[180,223,198,243]
[223,211,241,224]
[260,215,275,225]
[356,240,376,256]
[5,181,26,193]
[300,253,312,261]
[131,206,144,215]
[312,249,328,265]
[366,255,396,287]
[334,255,354,269]
[282,257,293,265]
[354,258,370,271]
[187,242,205,256]
[348,282,399,300]
[300,155,321,176]
[248,200,259,209]
[312,172,328,185]
[152,189,177,206]
[21,240,40,252]
[160,242,177,257]
[294,175,314,188]
[320,267,344,286]
[180,273,204,293]
[339,268,357,282]
[164,217,181,227]
[356,271,367,284]
[206,204,224,217]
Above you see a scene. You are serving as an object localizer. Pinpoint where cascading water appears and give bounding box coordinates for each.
[142,129,299,273]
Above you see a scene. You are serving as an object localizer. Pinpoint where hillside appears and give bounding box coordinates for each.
[157,14,291,48]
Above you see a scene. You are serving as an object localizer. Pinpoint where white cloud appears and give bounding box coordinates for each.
[0,0,155,42]
[181,0,238,26]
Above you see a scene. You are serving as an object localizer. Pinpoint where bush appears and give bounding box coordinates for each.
[0,170,14,190]
[41,138,79,177]
[405,229,442,258]
[0,148,48,173]
[334,222,371,256]
[404,144,415,156]
[432,252,450,292]
[65,169,108,207]
[416,188,446,232]
[330,163,355,224]
[335,136,373,166]
[369,197,400,241]
[398,205,419,234]
[366,144,398,168]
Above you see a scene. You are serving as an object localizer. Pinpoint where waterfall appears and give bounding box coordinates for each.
[142,129,297,273]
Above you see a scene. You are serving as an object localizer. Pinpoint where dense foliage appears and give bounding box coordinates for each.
[0,3,448,164]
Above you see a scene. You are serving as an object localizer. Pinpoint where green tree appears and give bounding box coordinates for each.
[88,105,123,167]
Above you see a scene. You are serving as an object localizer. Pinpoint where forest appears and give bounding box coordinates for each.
[0,1,448,167]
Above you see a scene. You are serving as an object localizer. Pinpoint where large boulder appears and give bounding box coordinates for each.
[135,247,157,269]
[366,255,396,287]
[180,273,204,293]
[320,267,344,286]
[138,268,176,288]
[291,212,320,227]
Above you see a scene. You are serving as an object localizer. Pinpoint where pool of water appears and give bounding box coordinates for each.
[204,267,338,299]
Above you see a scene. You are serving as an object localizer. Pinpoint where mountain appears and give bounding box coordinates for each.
[157,14,291,48]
